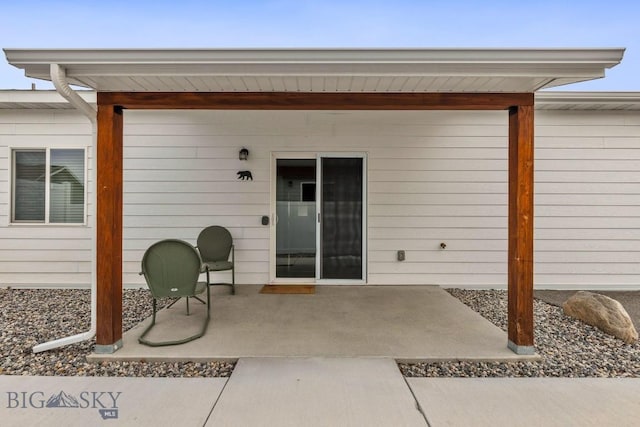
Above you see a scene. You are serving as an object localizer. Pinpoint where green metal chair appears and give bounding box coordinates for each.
[138,239,210,347]
[197,226,235,295]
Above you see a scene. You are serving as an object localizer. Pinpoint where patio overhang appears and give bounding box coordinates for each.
[5,48,624,93]
[4,47,625,356]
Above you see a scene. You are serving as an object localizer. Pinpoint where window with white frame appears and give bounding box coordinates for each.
[12,148,86,224]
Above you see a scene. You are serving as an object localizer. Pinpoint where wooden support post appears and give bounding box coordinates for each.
[95,104,124,353]
[507,104,535,354]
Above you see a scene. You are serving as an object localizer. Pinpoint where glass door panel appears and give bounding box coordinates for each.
[275,159,316,278]
[320,157,363,279]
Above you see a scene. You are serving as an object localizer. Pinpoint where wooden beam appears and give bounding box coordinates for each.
[98,92,534,110]
[95,104,124,352]
[507,104,535,354]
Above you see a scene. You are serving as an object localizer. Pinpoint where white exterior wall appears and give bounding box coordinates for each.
[0,109,93,288]
[535,110,640,289]
[0,107,638,289]
[120,110,510,287]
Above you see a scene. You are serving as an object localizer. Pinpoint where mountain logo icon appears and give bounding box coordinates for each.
[46,391,80,408]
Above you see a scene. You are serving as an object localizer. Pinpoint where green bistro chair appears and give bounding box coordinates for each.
[139,239,210,347]
[197,226,235,295]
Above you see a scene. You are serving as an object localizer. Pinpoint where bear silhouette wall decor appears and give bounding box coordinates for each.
[237,170,253,180]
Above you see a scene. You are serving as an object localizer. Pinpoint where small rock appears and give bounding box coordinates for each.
[563,291,638,344]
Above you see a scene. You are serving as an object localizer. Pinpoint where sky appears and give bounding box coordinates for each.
[1,0,639,91]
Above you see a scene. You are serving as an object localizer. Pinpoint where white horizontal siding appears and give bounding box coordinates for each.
[365,115,509,285]
[117,110,512,287]
[1,108,638,290]
[535,110,640,289]
[0,110,93,288]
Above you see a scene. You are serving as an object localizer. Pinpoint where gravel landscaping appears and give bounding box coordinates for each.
[0,288,234,377]
[2,287,639,378]
[400,289,640,378]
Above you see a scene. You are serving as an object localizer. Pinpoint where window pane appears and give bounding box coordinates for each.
[13,150,46,222]
[50,149,85,223]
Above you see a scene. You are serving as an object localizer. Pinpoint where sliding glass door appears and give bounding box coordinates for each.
[274,154,365,282]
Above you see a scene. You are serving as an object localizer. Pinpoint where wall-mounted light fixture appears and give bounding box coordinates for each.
[239,148,249,161]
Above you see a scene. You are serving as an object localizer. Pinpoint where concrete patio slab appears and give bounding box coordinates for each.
[90,285,537,362]
[407,378,640,427]
[0,375,226,427]
[207,357,426,427]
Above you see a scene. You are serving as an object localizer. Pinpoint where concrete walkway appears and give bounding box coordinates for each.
[2,358,639,426]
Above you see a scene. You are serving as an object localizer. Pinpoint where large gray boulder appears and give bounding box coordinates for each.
[563,291,638,344]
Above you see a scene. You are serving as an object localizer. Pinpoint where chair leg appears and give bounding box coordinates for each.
[207,266,235,295]
[231,246,235,295]
[138,298,158,345]
[138,294,210,347]
[206,282,211,315]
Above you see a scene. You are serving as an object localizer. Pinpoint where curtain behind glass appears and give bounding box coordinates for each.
[50,149,85,223]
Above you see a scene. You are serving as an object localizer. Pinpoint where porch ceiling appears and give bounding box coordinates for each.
[4,48,624,93]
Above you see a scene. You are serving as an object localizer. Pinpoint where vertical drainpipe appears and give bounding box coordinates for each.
[32,64,98,353]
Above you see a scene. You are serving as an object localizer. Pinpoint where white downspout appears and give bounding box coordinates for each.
[33,64,98,353]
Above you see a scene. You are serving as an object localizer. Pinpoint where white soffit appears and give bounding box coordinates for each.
[3,48,625,93]
[0,90,95,109]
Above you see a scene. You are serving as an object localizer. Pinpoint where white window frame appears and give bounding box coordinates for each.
[10,147,88,226]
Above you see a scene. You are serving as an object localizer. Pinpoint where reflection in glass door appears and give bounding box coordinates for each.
[276,159,317,278]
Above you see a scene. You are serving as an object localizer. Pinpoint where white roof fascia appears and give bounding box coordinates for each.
[4,48,625,91]
[3,47,625,64]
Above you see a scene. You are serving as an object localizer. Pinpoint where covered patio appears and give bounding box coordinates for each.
[5,48,624,357]
[90,285,531,362]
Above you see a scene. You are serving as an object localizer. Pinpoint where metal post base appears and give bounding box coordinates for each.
[94,339,124,354]
[507,340,535,355]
